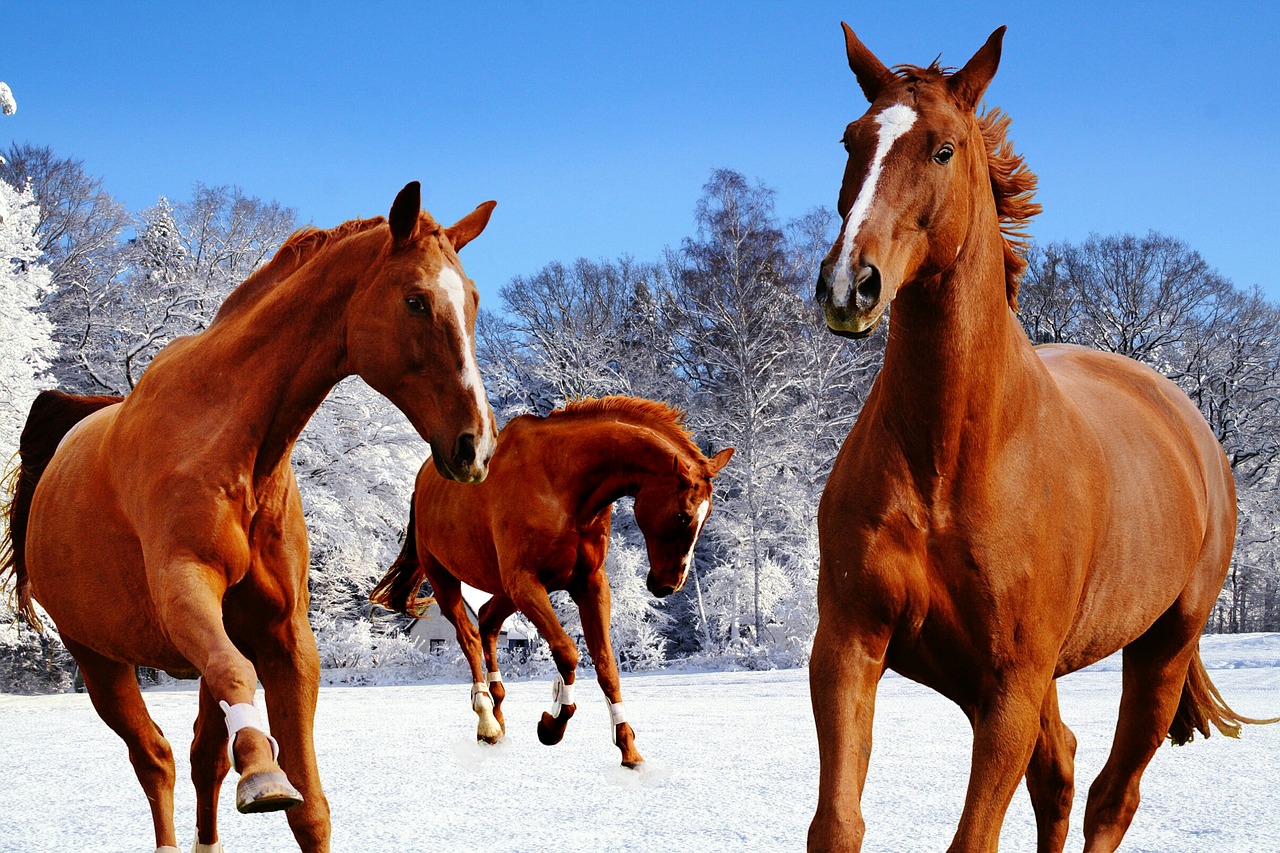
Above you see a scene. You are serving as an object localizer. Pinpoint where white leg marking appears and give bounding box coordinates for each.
[831,104,918,307]
[437,265,492,442]
[471,682,502,740]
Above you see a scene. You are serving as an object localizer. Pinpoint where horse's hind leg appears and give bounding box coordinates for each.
[1025,680,1076,853]
[478,595,517,731]
[191,678,232,850]
[1081,609,1200,852]
[428,563,502,742]
[63,637,178,851]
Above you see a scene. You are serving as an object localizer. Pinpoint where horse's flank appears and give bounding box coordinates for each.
[1,390,122,629]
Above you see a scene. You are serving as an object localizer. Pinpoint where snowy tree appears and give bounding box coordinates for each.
[0,144,130,392]
[666,169,814,650]
[0,177,67,694]
[0,178,55,453]
[0,82,15,116]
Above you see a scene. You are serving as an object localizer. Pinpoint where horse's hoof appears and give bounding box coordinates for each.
[235,769,304,814]
[537,711,566,745]
[622,759,645,770]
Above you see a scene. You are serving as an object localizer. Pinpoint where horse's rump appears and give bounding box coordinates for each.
[2,390,124,629]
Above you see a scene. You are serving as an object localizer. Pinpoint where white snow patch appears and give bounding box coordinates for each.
[0,633,1277,851]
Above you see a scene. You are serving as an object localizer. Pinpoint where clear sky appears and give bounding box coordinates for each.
[3,2,1277,307]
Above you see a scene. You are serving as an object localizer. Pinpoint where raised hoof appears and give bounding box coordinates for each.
[235,769,304,814]
[537,711,567,745]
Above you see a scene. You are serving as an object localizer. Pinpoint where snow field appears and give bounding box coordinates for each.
[1,633,1277,852]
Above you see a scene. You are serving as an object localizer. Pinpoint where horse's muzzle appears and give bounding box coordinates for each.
[817,262,885,338]
[646,572,676,599]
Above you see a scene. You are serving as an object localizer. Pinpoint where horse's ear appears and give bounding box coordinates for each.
[842,22,891,103]
[389,181,422,246]
[708,447,735,477]
[948,26,1006,113]
[444,200,497,252]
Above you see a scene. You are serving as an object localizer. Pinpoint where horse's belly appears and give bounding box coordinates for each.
[25,440,194,673]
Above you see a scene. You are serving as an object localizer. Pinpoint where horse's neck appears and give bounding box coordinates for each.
[874,227,1036,483]
[560,421,677,520]
[159,239,371,480]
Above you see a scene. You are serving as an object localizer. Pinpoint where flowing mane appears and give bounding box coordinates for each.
[211,212,442,322]
[895,62,1042,310]
[550,396,708,465]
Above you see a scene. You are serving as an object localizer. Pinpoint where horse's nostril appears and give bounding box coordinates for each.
[854,265,881,312]
[453,433,477,469]
[815,263,832,303]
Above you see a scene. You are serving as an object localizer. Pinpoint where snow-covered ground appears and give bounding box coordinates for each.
[2,633,1277,853]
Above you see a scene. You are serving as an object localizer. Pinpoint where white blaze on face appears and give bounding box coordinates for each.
[436,265,492,441]
[831,103,918,307]
[680,499,711,582]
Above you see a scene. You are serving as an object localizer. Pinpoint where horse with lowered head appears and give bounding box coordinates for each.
[1,182,498,853]
[808,24,1275,853]
[371,396,732,767]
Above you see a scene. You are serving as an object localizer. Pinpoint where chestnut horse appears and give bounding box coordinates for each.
[370,396,732,766]
[0,182,498,853]
[809,25,1274,853]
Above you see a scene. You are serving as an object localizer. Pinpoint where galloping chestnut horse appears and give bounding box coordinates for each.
[809,26,1273,853]
[0,182,498,853]
[370,396,732,766]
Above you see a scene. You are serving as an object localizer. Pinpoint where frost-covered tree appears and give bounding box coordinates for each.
[0,177,55,452]
[0,144,130,392]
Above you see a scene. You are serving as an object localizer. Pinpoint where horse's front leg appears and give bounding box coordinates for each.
[252,612,332,853]
[948,671,1054,853]
[807,615,889,853]
[571,568,643,766]
[508,581,580,746]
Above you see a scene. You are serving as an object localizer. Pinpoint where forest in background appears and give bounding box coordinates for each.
[2,143,1278,693]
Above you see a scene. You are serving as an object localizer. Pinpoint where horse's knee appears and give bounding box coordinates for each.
[807,807,865,853]
[286,796,332,853]
[203,647,259,699]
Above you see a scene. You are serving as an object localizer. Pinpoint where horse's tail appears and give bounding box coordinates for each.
[1167,645,1280,745]
[369,493,435,617]
[1,390,123,631]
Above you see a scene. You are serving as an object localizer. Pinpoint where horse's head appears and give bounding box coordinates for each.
[347,181,498,483]
[633,447,734,598]
[816,24,1007,338]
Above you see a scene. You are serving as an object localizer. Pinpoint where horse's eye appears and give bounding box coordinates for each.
[676,512,691,526]
[933,145,954,165]
[405,295,429,315]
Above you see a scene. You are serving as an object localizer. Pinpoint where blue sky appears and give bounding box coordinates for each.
[3,2,1277,306]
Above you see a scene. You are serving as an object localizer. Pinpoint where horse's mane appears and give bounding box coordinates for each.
[212,212,444,322]
[547,396,709,466]
[895,63,1042,310]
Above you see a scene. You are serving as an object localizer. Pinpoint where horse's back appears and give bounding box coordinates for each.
[1036,344,1235,671]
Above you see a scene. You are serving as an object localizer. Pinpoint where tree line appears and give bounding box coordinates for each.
[1,146,1277,691]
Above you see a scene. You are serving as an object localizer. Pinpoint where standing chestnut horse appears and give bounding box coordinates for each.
[370,397,732,766]
[0,182,497,853]
[809,25,1273,853]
